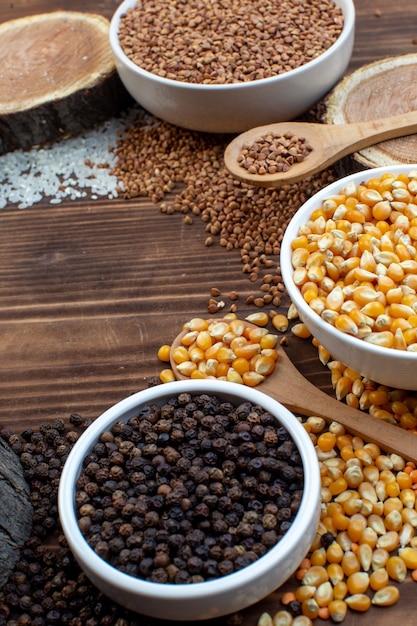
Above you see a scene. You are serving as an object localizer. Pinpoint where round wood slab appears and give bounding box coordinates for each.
[326,53,417,168]
[0,11,132,154]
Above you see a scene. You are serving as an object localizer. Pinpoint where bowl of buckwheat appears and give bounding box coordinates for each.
[58,379,321,621]
[281,164,417,391]
[109,0,355,133]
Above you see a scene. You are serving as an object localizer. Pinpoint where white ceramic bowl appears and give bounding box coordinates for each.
[59,379,321,621]
[109,0,355,133]
[281,164,417,391]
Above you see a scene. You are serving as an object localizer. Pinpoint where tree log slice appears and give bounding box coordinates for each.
[0,437,33,589]
[0,11,132,154]
[326,54,417,171]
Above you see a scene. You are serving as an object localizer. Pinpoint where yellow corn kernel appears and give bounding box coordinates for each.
[241,371,265,387]
[334,313,359,336]
[347,518,367,543]
[302,565,329,587]
[184,318,208,332]
[157,344,172,362]
[291,247,310,268]
[234,343,261,360]
[327,562,344,585]
[171,345,190,364]
[326,542,344,564]
[369,566,389,591]
[386,555,407,582]
[399,522,414,547]
[317,431,337,452]
[310,547,327,567]
[176,361,198,376]
[314,581,333,607]
[214,346,235,363]
[328,599,347,623]
[226,369,243,384]
[346,571,369,595]
[257,613,273,626]
[300,598,318,620]
[245,311,269,327]
[354,544,371,574]
[341,551,360,576]
[333,580,348,601]
[260,333,279,351]
[159,368,176,383]
[329,477,349,496]
[271,314,289,332]
[271,610,293,626]
[371,585,400,606]
[334,374,352,400]
[364,330,395,348]
[377,531,400,552]
[345,593,371,611]
[187,346,205,363]
[232,357,250,376]
[292,617,314,626]
[384,509,403,533]
[196,330,213,351]
[295,585,316,602]
[402,508,417,527]
[253,355,276,376]
[398,546,417,569]
[287,302,299,319]
[344,466,364,490]
[180,330,199,347]
[291,323,312,339]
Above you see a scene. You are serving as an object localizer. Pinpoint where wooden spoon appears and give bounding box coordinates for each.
[224,110,417,187]
[170,321,417,463]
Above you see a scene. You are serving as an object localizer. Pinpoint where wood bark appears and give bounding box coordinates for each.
[0,11,132,154]
[0,437,33,589]
[326,53,417,172]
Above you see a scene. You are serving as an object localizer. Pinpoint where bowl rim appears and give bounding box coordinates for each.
[281,163,417,364]
[58,379,320,601]
[109,0,355,92]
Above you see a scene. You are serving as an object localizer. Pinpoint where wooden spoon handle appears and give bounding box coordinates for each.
[317,110,417,161]
[262,348,417,463]
[224,110,417,187]
[170,319,417,462]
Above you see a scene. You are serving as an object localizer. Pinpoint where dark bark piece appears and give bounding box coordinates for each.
[0,437,33,589]
[0,11,132,154]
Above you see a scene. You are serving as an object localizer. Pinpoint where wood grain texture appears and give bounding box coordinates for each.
[0,1,417,624]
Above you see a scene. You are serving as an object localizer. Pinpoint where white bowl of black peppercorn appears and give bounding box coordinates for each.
[109,0,355,133]
[58,379,321,621]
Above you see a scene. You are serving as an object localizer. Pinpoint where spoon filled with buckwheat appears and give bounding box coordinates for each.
[224,111,417,187]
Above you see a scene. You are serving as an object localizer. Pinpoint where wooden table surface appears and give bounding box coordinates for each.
[1,1,417,625]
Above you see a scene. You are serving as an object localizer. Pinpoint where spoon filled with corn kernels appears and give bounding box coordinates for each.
[161,315,417,465]
[224,111,417,187]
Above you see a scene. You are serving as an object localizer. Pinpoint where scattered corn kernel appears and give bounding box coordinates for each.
[371,585,400,606]
[161,317,279,387]
[344,593,371,611]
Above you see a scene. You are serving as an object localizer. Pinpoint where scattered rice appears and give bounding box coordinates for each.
[0,109,138,210]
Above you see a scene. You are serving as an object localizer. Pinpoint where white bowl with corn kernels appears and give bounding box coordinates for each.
[281,165,417,391]
[59,379,321,621]
[109,0,355,133]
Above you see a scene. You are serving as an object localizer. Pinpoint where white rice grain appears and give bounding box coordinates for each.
[0,109,139,210]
